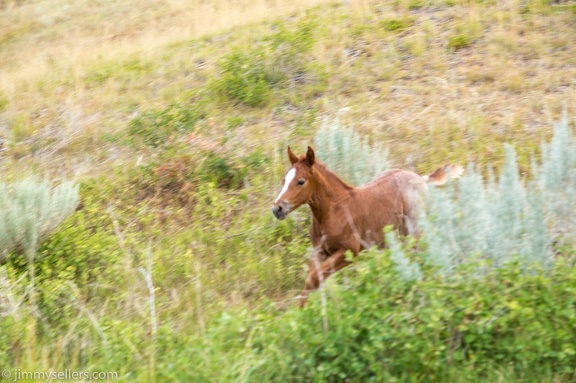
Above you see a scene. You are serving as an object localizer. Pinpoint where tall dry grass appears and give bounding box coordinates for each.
[1,0,332,88]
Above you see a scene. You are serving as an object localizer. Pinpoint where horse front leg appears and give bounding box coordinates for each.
[299,248,351,308]
[298,248,327,308]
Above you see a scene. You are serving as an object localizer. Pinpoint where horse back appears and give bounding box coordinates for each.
[309,169,427,254]
[354,169,427,238]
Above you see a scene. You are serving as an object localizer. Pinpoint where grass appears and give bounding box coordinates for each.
[1,0,576,381]
[1,0,575,176]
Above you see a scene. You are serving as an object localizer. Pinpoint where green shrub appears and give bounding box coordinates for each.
[128,143,273,201]
[127,98,206,148]
[212,47,273,107]
[198,152,242,187]
[281,254,576,382]
[0,178,79,261]
[447,34,473,50]
[268,19,316,83]
[212,19,319,107]
[152,249,576,382]
[408,0,424,10]
[30,216,122,326]
[380,17,414,32]
[195,148,271,188]
[0,178,126,328]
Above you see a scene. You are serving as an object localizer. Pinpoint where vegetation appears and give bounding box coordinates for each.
[412,114,573,276]
[314,118,388,185]
[180,253,576,382]
[1,0,576,381]
[0,178,78,262]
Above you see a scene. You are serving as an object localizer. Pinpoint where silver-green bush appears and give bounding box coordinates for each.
[313,118,388,186]
[537,110,576,244]
[0,178,79,261]
[418,114,575,275]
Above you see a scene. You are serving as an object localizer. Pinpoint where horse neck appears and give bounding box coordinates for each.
[309,164,353,223]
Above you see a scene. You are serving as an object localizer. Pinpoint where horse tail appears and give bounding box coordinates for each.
[422,164,464,186]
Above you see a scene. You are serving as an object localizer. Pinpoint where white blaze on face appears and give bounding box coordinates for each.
[275,168,296,203]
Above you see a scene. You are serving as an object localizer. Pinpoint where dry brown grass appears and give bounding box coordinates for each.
[310,2,576,172]
[1,0,332,81]
[0,0,575,178]
[0,0,333,175]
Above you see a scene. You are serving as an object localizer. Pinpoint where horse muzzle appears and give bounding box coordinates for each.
[272,201,292,220]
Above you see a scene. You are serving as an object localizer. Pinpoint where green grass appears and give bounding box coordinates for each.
[1,0,576,381]
[447,34,473,50]
[380,17,415,31]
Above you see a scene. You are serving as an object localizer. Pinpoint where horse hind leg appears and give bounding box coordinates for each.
[402,182,426,237]
[403,214,420,237]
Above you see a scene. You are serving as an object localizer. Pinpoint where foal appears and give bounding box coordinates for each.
[272,146,462,307]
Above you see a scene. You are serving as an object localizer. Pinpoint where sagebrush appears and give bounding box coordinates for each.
[313,118,388,186]
[0,178,78,261]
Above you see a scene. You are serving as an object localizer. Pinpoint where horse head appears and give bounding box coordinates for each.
[272,146,316,220]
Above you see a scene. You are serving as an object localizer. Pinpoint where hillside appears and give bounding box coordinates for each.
[1,0,576,381]
[1,0,575,174]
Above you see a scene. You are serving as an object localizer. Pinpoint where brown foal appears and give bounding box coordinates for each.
[272,146,462,307]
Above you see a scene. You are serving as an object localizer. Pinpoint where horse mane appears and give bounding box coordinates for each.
[312,161,354,191]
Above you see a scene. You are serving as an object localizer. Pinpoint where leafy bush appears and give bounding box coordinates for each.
[268,19,317,84]
[0,178,79,261]
[197,152,243,187]
[213,47,273,107]
[408,0,424,10]
[211,19,319,107]
[152,249,576,382]
[380,17,414,32]
[147,146,270,194]
[313,118,388,186]
[447,34,473,50]
[127,98,206,148]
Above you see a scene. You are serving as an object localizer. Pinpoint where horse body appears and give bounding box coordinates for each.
[308,168,425,251]
[272,146,461,307]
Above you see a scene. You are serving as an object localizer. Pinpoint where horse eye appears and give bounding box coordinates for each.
[297,179,306,186]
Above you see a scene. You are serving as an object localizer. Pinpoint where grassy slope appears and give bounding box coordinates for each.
[1,0,576,381]
[1,0,575,174]
[0,0,331,174]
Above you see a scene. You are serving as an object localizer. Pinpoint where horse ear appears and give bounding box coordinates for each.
[305,146,315,167]
[287,146,299,165]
